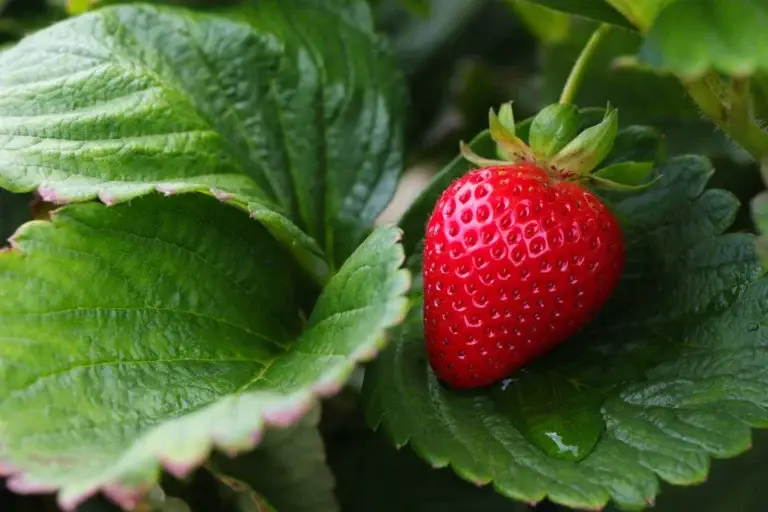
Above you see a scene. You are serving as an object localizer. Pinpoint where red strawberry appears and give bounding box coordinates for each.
[422,161,625,389]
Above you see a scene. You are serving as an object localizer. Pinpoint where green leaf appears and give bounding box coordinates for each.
[74,0,377,29]
[0,2,405,274]
[209,405,338,512]
[64,0,230,15]
[751,190,768,268]
[639,0,768,78]
[590,173,660,192]
[592,161,654,186]
[522,0,631,28]
[600,125,665,166]
[218,482,278,512]
[505,0,571,44]
[329,428,529,512]
[603,0,672,30]
[65,0,90,14]
[363,154,768,510]
[0,195,409,509]
[616,429,768,512]
[120,486,192,512]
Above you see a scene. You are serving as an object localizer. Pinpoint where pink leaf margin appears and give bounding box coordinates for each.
[0,201,410,510]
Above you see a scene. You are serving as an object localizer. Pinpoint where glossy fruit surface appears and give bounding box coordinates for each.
[423,162,625,389]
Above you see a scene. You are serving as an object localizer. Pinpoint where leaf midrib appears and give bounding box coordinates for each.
[0,306,281,348]
[4,356,268,400]
[166,11,289,208]
[267,15,330,257]
[64,8,284,212]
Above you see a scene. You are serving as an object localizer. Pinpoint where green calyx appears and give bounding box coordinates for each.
[460,102,659,192]
[529,103,581,159]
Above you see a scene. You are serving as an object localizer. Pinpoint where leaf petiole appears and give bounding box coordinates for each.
[683,73,768,161]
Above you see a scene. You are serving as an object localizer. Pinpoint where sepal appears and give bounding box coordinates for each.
[529,103,581,159]
[549,104,619,175]
[489,105,534,162]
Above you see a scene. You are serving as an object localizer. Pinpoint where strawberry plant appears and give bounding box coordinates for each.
[1,1,768,511]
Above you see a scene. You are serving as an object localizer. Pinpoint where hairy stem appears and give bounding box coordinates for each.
[559,24,612,105]
[684,74,768,161]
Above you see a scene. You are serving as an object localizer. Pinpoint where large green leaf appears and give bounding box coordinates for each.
[209,405,337,512]
[0,194,409,509]
[0,2,405,275]
[64,0,237,15]
[73,0,376,29]
[639,0,768,78]
[363,151,768,510]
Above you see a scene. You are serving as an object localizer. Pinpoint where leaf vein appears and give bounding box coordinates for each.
[0,306,281,348]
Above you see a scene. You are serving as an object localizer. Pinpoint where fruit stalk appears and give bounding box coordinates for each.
[559,24,612,105]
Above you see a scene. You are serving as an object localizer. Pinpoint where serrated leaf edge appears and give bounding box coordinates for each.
[0,219,410,511]
[2,180,331,286]
[367,156,768,511]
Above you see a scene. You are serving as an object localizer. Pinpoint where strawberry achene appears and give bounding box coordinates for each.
[423,162,624,389]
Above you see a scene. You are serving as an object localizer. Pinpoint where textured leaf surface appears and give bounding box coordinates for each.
[0,1,405,274]
[210,405,338,512]
[639,0,768,78]
[0,195,409,510]
[74,0,376,29]
[363,151,768,510]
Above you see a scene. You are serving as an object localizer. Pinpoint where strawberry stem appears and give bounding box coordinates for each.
[559,24,612,105]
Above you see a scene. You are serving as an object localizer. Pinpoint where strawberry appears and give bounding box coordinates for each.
[422,102,652,389]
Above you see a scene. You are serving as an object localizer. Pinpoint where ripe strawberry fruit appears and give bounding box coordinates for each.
[422,103,645,389]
